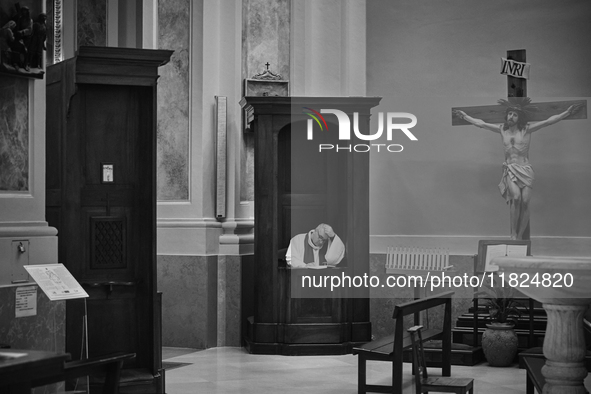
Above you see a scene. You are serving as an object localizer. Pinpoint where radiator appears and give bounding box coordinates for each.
[385,246,452,275]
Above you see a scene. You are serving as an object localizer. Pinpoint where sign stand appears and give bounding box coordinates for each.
[24,264,90,393]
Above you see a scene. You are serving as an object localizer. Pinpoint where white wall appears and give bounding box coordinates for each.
[367,0,591,255]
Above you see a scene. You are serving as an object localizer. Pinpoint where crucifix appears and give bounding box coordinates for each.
[451,50,587,240]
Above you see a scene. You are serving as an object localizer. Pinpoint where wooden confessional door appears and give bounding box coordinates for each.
[63,83,153,367]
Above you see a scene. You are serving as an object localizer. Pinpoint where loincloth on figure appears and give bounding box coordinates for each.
[498,162,534,203]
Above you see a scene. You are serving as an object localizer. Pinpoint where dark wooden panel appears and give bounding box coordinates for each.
[82,86,139,185]
[283,323,348,344]
[86,298,138,360]
[45,189,61,207]
[292,298,334,322]
[253,114,279,324]
[80,188,134,207]
[45,79,63,191]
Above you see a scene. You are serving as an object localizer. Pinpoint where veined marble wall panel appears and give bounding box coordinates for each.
[45,0,54,66]
[0,77,28,191]
[0,286,65,350]
[158,254,246,348]
[217,255,241,346]
[242,0,290,80]
[156,0,190,200]
[76,0,106,47]
[240,0,290,202]
[158,254,216,348]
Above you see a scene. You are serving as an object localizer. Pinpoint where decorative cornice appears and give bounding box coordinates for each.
[0,222,58,237]
[251,69,283,81]
[157,218,222,229]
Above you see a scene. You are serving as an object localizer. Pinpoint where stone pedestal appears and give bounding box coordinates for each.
[541,303,589,394]
[492,256,591,394]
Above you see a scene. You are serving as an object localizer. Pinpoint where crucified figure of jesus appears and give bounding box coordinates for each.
[453,98,583,240]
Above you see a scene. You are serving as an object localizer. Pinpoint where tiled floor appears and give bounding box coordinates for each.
[161,346,589,394]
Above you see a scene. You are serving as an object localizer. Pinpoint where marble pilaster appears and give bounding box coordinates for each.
[216,255,242,346]
[242,0,290,82]
[0,77,28,191]
[156,0,190,201]
[157,254,249,348]
[240,0,290,203]
[76,0,106,47]
[157,255,217,348]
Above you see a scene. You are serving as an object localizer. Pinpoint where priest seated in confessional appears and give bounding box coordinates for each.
[283,223,345,268]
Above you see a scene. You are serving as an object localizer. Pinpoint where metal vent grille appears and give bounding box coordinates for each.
[91,217,126,269]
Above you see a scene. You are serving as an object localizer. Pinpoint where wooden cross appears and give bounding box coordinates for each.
[451,50,587,240]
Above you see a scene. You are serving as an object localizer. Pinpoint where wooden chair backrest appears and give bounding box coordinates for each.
[408,325,428,394]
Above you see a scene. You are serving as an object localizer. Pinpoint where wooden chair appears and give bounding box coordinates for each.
[353,291,454,394]
[352,291,454,394]
[408,326,474,394]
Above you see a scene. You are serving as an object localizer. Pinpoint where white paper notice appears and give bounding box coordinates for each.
[15,286,37,317]
[506,244,528,258]
[24,264,89,301]
[484,244,506,272]
[485,244,529,272]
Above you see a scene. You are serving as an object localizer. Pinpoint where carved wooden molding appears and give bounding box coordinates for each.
[53,0,63,64]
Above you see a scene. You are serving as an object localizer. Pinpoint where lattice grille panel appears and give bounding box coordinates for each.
[91,217,126,269]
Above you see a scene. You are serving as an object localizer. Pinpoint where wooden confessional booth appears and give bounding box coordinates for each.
[46,46,172,393]
[241,96,381,355]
